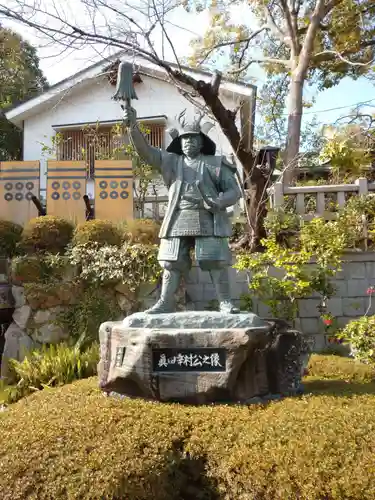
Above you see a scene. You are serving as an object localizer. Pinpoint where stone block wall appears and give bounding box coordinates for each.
[2,252,375,362]
[185,252,375,338]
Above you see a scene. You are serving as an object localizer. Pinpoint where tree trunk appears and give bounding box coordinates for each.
[232,158,270,253]
[248,176,268,252]
[283,76,304,185]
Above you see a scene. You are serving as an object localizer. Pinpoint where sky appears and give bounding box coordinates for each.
[2,0,374,129]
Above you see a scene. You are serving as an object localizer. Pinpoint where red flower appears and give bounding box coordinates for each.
[367,287,375,295]
[323,318,333,326]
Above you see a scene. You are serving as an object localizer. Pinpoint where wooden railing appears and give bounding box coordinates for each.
[269,177,374,220]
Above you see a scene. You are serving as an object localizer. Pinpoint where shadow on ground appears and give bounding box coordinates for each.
[114,437,223,500]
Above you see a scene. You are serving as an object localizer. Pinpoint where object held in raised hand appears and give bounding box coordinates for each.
[112,61,138,124]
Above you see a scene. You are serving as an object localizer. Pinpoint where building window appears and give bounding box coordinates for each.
[56,122,165,179]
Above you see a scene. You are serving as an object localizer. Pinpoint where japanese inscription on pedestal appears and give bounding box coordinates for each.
[152,348,226,372]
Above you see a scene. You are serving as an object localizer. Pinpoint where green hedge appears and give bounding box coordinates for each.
[73,220,122,247]
[0,220,22,258]
[21,216,74,253]
[1,355,375,499]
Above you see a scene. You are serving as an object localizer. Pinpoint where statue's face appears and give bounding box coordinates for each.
[181,134,203,158]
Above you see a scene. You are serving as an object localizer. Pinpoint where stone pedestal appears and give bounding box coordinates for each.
[98,312,310,404]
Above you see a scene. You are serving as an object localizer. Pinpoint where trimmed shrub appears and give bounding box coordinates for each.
[11,254,69,283]
[24,281,82,309]
[73,220,122,247]
[21,216,74,254]
[306,353,374,382]
[123,218,160,244]
[1,355,375,499]
[0,220,23,258]
[10,254,67,284]
[10,256,44,283]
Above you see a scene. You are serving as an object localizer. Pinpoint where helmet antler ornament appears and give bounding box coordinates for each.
[166,108,214,139]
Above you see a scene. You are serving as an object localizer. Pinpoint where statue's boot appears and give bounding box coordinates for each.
[209,269,240,314]
[145,269,181,314]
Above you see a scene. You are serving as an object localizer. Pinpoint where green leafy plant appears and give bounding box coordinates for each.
[239,293,253,312]
[264,208,301,248]
[73,219,122,247]
[68,242,160,289]
[38,132,65,158]
[11,253,67,284]
[56,285,121,346]
[337,316,375,365]
[65,243,160,324]
[0,220,22,258]
[236,217,348,320]
[264,208,301,237]
[319,125,373,180]
[204,299,219,311]
[21,216,74,254]
[336,194,375,250]
[3,342,99,404]
[282,192,375,251]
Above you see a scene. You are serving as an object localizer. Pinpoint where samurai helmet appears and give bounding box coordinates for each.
[166,109,216,155]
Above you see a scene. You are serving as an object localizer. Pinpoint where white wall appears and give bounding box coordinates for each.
[23,74,241,195]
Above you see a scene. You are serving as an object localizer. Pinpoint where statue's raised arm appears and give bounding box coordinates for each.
[124,106,164,170]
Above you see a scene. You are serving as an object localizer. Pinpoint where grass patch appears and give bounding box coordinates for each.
[307,354,375,382]
[1,355,375,499]
[0,382,10,403]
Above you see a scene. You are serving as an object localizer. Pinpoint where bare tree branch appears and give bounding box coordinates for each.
[196,26,267,66]
[229,57,291,75]
[262,4,289,46]
[279,0,299,54]
[150,0,181,70]
[314,49,375,67]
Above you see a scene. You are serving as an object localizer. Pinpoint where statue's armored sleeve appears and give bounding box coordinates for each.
[128,125,176,187]
[218,158,242,208]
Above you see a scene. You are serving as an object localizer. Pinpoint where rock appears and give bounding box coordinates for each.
[33,306,63,325]
[265,329,311,395]
[12,285,26,307]
[25,282,82,310]
[245,396,263,405]
[32,323,67,344]
[12,305,31,329]
[116,292,133,313]
[115,282,132,296]
[62,262,77,282]
[0,284,13,310]
[0,322,35,381]
[122,311,268,330]
[139,283,158,297]
[99,321,271,403]
[99,312,311,404]
[29,306,67,344]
